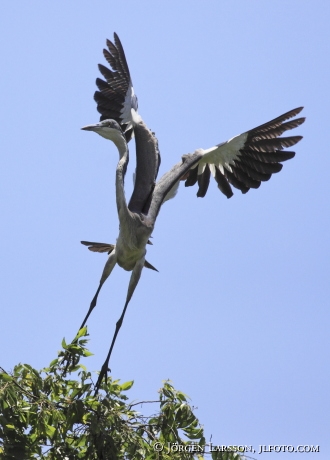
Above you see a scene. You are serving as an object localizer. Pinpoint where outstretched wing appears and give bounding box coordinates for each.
[148,107,304,221]
[94,33,137,142]
[184,107,305,198]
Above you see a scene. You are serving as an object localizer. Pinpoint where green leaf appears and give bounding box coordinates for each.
[75,326,88,340]
[45,424,56,438]
[176,390,188,402]
[120,380,134,391]
[61,337,67,349]
[82,350,93,357]
[66,344,81,352]
[0,373,12,382]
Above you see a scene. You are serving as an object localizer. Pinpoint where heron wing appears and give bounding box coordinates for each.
[128,121,161,214]
[184,107,305,198]
[148,107,304,221]
[93,34,161,213]
[94,33,137,142]
[148,150,203,221]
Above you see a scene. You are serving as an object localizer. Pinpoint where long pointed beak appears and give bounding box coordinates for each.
[81,124,99,131]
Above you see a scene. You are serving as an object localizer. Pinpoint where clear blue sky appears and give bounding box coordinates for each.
[1,2,329,458]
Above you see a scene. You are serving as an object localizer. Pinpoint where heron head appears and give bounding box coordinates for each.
[81,119,124,141]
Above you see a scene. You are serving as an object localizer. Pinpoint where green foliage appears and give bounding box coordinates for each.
[0,329,242,460]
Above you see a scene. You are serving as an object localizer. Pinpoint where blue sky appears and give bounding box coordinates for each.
[1,2,329,458]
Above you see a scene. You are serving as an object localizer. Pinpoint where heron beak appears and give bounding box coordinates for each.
[81,124,99,131]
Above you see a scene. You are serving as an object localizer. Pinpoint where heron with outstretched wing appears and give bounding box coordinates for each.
[81,34,305,391]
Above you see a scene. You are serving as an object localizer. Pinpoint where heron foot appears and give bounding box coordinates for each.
[94,361,111,395]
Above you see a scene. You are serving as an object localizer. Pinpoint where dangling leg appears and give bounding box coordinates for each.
[80,248,117,330]
[62,249,118,375]
[94,256,145,393]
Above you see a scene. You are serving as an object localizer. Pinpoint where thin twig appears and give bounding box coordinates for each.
[128,399,161,409]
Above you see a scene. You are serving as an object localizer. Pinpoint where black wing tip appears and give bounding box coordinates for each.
[196,165,211,197]
[223,188,234,199]
[293,117,306,127]
[286,106,304,118]
[98,63,108,74]
[113,32,121,45]
[285,107,305,123]
[281,151,296,160]
[105,36,115,50]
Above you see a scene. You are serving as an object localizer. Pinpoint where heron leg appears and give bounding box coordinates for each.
[79,248,117,330]
[94,256,145,393]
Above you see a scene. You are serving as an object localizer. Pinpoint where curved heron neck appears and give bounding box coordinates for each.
[115,139,130,218]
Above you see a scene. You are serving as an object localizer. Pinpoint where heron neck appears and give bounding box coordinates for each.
[115,140,129,218]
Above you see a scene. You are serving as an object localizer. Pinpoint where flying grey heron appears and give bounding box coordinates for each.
[80,34,305,391]
[78,34,176,330]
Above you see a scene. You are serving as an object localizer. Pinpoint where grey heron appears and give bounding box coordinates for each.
[78,34,174,330]
[81,34,305,391]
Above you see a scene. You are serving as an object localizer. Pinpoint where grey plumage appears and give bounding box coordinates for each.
[80,34,305,391]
